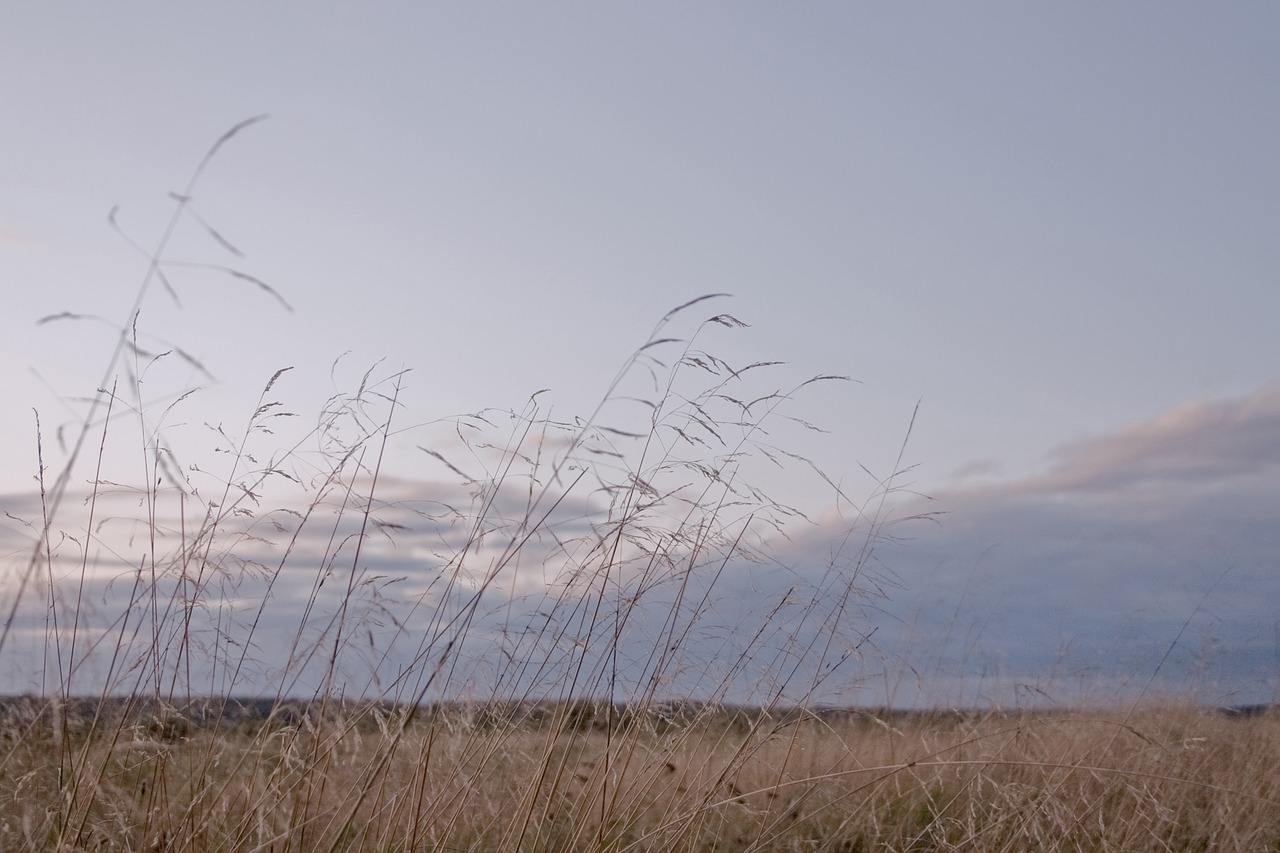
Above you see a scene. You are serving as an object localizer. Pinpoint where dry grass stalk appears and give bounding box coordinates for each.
[2,120,1273,852]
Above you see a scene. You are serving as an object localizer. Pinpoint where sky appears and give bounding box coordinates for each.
[1,4,1277,707]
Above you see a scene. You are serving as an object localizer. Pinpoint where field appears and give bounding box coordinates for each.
[1,697,1276,851]
[5,123,1277,851]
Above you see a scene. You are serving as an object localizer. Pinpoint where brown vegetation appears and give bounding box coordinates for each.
[1,699,1276,851]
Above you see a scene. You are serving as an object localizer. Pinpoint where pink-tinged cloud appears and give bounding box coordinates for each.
[1003,384,1280,496]
[0,224,42,249]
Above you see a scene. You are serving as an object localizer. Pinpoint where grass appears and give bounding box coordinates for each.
[0,699,1276,850]
[2,120,1277,851]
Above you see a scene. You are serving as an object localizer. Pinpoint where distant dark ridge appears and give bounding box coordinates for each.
[0,696,987,738]
[1,695,1272,738]
[0,694,409,734]
[1214,703,1275,718]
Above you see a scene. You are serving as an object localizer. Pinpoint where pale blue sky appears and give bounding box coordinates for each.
[2,4,1277,704]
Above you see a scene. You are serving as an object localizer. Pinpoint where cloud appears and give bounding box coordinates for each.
[3,386,1277,708]
[0,224,42,250]
[831,384,1280,708]
[1003,383,1280,496]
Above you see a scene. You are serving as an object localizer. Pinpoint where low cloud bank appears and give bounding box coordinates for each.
[2,386,1277,709]
[843,385,1280,707]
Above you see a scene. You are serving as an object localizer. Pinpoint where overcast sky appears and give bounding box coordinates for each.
[2,4,1277,706]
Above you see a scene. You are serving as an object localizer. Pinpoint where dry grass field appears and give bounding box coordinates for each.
[1,698,1276,851]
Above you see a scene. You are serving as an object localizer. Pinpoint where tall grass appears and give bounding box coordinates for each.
[1,122,1276,851]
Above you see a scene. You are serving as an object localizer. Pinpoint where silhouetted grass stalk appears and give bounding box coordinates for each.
[0,121,1275,851]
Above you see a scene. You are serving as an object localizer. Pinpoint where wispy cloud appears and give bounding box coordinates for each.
[0,224,42,250]
[1007,384,1280,496]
